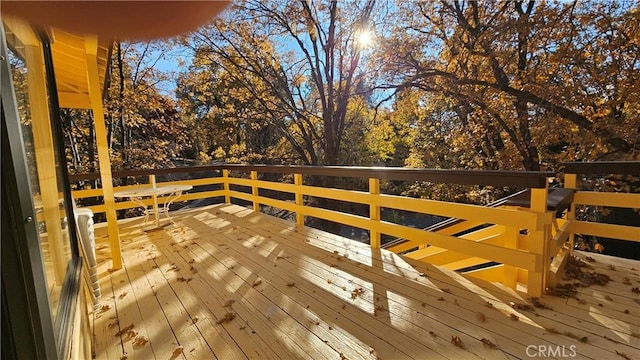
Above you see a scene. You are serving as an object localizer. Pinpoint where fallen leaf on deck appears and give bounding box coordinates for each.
[223,300,235,307]
[451,336,464,348]
[114,324,135,337]
[172,346,184,357]
[350,288,364,299]
[216,312,236,324]
[252,279,262,287]
[133,335,149,347]
[119,292,128,299]
[100,304,111,313]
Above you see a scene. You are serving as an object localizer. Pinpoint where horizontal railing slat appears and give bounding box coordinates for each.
[378,222,539,271]
[574,191,640,208]
[570,221,640,242]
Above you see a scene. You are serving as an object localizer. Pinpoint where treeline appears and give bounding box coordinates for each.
[62,0,639,178]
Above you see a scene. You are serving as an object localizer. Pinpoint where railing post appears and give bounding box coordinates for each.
[528,182,550,297]
[251,171,259,211]
[369,178,381,249]
[564,173,577,249]
[223,169,230,204]
[149,174,160,227]
[502,226,519,289]
[294,173,304,226]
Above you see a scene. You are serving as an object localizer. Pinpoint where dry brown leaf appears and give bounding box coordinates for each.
[286,282,295,287]
[100,304,111,313]
[350,288,364,299]
[132,335,149,348]
[119,292,128,299]
[114,324,135,337]
[216,312,236,324]
[451,336,464,348]
[252,279,262,287]
[223,299,235,307]
[172,346,184,357]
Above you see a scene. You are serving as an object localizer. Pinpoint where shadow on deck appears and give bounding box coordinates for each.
[91,204,640,360]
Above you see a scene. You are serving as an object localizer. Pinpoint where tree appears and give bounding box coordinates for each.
[103,41,187,170]
[182,0,381,166]
[380,0,640,170]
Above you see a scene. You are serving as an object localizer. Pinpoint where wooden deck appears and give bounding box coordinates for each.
[91,204,640,360]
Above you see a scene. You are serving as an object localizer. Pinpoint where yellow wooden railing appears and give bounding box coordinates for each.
[548,162,640,285]
[70,165,567,296]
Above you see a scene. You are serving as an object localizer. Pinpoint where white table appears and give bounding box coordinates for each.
[114,185,192,229]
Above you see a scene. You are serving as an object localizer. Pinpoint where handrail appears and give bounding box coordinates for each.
[563,161,640,175]
[70,164,554,188]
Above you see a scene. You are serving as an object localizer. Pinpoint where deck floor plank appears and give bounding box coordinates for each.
[91,204,640,360]
[108,253,156,360]
[151,239,289,359]
[130,236,213,360]
[156,242,307,360]
[193,216,506,360]
[118,240,188,360]
[93,259,125,360]
[178,217,421,360]
[206,211,597,359]
[214,207,639,358]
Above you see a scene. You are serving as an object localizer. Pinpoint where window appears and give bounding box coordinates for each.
[2,19,81,359]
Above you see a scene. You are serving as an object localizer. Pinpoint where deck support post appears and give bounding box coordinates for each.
[223,169,230,204]
[294,173,304,226]
[250,171,259,211]
[528,182,550,297]
[369,178,381,248]
[85,35,122,269]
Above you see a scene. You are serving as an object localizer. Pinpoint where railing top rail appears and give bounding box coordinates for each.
[70,164,554,188]
[563,161,640,176]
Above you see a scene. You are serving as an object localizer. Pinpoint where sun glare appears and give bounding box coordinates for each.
[356,28,375,48]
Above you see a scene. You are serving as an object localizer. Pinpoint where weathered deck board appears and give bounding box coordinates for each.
[92,204,640,360]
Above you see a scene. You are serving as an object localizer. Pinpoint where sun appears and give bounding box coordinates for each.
[356,28,375,48]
